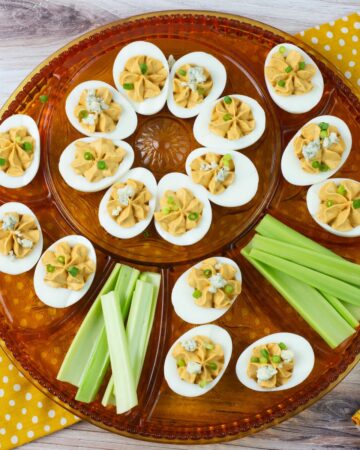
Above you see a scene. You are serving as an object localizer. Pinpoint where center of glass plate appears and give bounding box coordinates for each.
[133,116,193,178]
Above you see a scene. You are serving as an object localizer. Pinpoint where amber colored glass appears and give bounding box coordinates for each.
[0,11,359,444]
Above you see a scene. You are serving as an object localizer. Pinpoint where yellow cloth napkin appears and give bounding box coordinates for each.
[0,12,359,450]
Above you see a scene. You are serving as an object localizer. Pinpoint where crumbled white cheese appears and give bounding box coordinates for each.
[167,54,176,69]
[86,89,109,113]
[302,138,320,160]
[181,66,206,91]
[81,113,97,126]
[1,214,17,231]
[200,161,218,171]
[214,263,222,270]
[280,349,294,363]
[111,206,122,217]
[117,185,135,206]
[182,339,197,352]
[186,361,202,375]
[208,272,226,293]
[215,167,229,182]
[257,365,277,382]
[17,238,33,249]
[322,132,339,148]
[14,230,22,237]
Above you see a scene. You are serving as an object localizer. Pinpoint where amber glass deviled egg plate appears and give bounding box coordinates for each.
[0,10,359,445]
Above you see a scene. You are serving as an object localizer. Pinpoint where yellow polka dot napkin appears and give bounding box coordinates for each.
[296,12,360,90]
[0,12,359,450]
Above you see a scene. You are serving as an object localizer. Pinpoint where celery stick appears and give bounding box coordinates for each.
[57,264,121,386]
[344,303,360,320]
[321,292,359,329]
[241,247,355,348]
[75,327,109,402]
[249,248,360,306]
[139,272,161,352]
[101,291,137,414]
[101,375,116,407]
[251,235,360,287]
[256,215,341,259]
[115,265,140,319]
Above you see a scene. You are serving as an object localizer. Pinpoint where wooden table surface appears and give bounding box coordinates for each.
[0,1,359,449]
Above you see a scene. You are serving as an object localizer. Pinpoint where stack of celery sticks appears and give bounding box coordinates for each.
[57,263,161,414]
[241,215,360,348]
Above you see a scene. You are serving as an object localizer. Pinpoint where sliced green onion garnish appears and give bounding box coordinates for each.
[224,284,234,294]
[57,255,65,265]
[167,196,175,204]
[39,95,49,103]
[188,212,199,221]
[192,289,202,299]
[279,45,286,54]
[223,96,232,104]
[326,200,334,207]
[203,269,212,278]
[319,122,329,130]
[123,83,134,90]
[298,61,306,70]
[78,110,89,119]
[250,356,260,363]
[319,163,329,172]
[320,130,328,138]
[0,158,6,166]
[22,142,33,152]
[223,113,232,121]
[285,66,292,73]
[272,355,282,363]
[207,362,217,371]
[84,152,94,161]
[205,343,214,350]
[139,63,148,74]
[278,342,287,350]
[97,160,107,170]
[46,264,55,273]
[311,160,320,169]
[178,69,187,76]
[259,356,268,364]
[197,87,205,96]
[198,380,208,388]
[277,80,286,87]
[176,358,186,367]
[162,207,170,215]
[68,266,80,277]
[352,199,360,209]
[260,348,270,360]
[336,184,347,196]
[223,153,232,161]
[15,136,22,142]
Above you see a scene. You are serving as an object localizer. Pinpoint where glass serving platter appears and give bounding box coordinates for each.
[0,10,359,444]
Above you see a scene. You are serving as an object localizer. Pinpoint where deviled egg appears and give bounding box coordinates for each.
[193,95,266,151]
[185,148,259,207]
[0,114,40,189]
[172,257,242,324]
[113,41,169,115]
[65,80,137,139]
[281,115,352,186]
[167,52,226,118]
[307,178,360,237]
[236,332,314,392]
[98,167,157,239]
[164,324,232,397]
[264,43,324,114]
[0,202,43,275]
[154,172,212,246]
[34,235,96,308]
[59,137,134,192]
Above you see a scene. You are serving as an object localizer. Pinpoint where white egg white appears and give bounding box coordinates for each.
[167,52,227,118]
[172,256,242,324]
[33,235,97,308]
[193,95,266,151]
[264,43,324,114]
[0,114,40,189]
[98,167,157,239]
[281,115,352,186]
[113,41,169,115]
[154,172,212,246]
[65,80,137,139]
[236,332,314,392]
[306,177,360,238]
[0,202,43,275]
[58,137,135,193]
[185,147,259,207]
[164,324,232,397]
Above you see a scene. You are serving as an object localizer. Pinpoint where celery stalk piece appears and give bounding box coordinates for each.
[57,264,121,386]
[241,247,355,348]
[249,248,360,306]
[101,375,116,407]
[75,327,110,402]
[256,214,341,259]
[101,291,138,414]
[321,292,359,329]
[250,235,360,287]
[115,265,140,319]
[344,303,360,320]
[139,272,161,353]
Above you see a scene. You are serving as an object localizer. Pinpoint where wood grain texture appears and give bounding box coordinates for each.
[0,0,359,449]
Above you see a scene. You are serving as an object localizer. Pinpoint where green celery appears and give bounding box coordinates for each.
[57,264,121,386]
[321,292,359,329]
[241,246,355,348]
[249,248,360,306]
[344,303,360,320]
[251,235,360,287]
[115,265,140,319]
[101,291,138,414]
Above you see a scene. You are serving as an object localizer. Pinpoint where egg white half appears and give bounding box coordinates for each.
[113,41,169,115]
[65,80,137,139]
[172,256,242,324]
[0,202,43,275]
[98,167,157,239]
[164,324,232,397]
[193,95,266,151]
[167,52,227,118]
[58,137,134,193]
[0,114,40,189]
[185,147,259,207]
[264,43,324,114]
[154,172,212,246]
[306,177,360,238]
[236,332,314,392]
[281,115,352,186]
[33,235,97,308]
